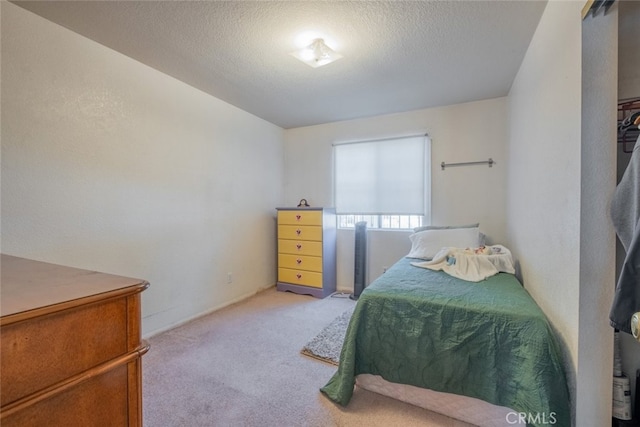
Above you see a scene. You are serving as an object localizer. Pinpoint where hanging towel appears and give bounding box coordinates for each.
[610,136,640,334]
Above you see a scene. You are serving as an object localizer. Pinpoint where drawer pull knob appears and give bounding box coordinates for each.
[296,273,302,279]
[296,258,302,264]
[296,214,302,221]
[296,244,302,250]
[296,229,302,235]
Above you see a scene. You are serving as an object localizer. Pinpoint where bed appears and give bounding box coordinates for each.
[320,256,570,427]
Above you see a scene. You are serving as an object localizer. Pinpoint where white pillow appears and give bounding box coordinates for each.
[406,227,480,259]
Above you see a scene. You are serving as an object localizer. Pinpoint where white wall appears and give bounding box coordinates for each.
[507,0,582,369]
[508,1,617,425]
[284,97,508,290]
[580,3,618,425]
[1,3,284,337]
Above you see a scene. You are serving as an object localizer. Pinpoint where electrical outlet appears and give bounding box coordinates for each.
[227,272,233,284]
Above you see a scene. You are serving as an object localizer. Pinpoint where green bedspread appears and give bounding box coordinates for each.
[321,258,570,426]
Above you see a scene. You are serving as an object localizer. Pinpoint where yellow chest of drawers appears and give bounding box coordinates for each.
[276,207,336,298]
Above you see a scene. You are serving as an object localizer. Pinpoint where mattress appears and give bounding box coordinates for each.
[356,374,516,427]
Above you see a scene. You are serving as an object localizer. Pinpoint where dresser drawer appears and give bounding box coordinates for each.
[278,268,323,288]
[278,254,323,272]
[278,225,322,241]
[2,363,131,427]
[278,210,322,226]
[1,296,130,406]
[278,240,323,257]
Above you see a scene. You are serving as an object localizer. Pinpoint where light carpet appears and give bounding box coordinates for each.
[301,306,355,365]
[142,287,475,427]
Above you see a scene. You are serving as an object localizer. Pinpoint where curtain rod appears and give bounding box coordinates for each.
[332,133,429,147]
[441,158,494,171]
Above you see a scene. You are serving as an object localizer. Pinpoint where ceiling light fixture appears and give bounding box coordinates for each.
[290,38,343,68]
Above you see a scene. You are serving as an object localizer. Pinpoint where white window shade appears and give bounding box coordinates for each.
[334,135,430,215]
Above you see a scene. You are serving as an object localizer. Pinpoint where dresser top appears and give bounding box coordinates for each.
[276,207,334,211]
[1,254,148,319]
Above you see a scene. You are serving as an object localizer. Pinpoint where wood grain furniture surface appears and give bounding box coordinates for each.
[276,207,336,298]
[0,254,149,426]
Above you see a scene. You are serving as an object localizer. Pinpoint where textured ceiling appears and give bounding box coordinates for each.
[13,1,547,129]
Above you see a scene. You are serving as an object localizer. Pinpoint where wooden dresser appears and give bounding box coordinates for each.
[276,207,336,298]
[0,254,149,426]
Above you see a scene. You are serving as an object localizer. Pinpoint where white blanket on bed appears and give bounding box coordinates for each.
[411,245,515,282]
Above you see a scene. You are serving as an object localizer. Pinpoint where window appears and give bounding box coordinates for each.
[333,134,431,229]
[337,214,425,229]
